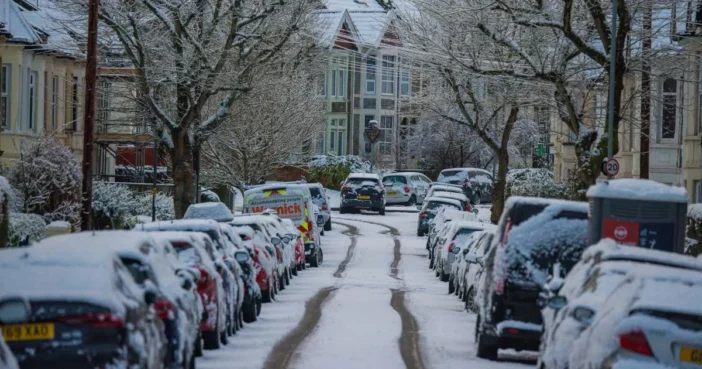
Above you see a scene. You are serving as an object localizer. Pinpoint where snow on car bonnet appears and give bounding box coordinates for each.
[183,202,234,222]
[496,202,589,286]
[587,178,688,203]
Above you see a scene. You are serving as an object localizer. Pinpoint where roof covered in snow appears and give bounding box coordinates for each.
[347,173,382,180]
[137,219,222,232]
[587,179,688,203]
[324,0,386,11]
[348,10,389,47]
[315,10,346,48]
[0,0,41,43]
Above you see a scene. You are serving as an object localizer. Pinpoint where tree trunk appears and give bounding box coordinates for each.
[0,193,8,248]
[490,148,510,224]
[171,129,194,218]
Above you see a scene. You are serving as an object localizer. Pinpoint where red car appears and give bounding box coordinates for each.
[281,219,305,272]
[232,226,278,303]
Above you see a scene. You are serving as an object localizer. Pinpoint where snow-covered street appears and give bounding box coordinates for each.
[196,211,536,369]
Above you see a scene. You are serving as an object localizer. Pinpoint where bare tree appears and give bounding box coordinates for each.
[53,0,319,217]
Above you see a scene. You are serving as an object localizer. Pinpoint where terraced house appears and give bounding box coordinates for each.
[0,0,85,165]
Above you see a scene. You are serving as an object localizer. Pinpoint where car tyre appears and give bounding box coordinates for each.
[465,288,476,312]
[475,316,498,361]
[243,300,257,323]
[379,207,386,216]
[324,218,332,231]
[407,195,417,206]
[429,253,434,269]
[189,349,196,369]
[296,263,303,271]
[262,287,273,303]
[220,327,228,345]
[448,277,455,294]
[285,269,291,286]
[321,229,325,236]
[279,274,286,291]
[440,270,449,282]
[339,207,347,214]
[203,330,220,350]
[311,251,321,267]
[292,265,298,276]
[194,331,203,357]
[417,228,424,237]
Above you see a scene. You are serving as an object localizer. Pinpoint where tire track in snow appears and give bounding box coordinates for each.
[391,289,426,369]
[332,221,359,278]
[262,286,337,369]
[335,217,402,280]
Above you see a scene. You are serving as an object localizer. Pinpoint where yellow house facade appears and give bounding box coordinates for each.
[0,0,85,167]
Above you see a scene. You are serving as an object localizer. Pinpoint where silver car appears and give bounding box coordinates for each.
[382,172,432,206]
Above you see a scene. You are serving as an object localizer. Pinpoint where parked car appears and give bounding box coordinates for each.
[417,197,463,236]
[460,231,494,312]
[183,202,234,223]
[436,168,494,204]
[434,220,495,283]
[231,225,279,303]
[539,239,702,369]
[381,172,432,206]
[450,229,492,299]
[567,264,702,369]
[281,218,306,274]
[306,183,332,231]
[339,173,386,215]
[0,243,166,369]
[431,191,473,214]
[474,197,589,360]
[422,184,464,207]
[139,231,228,350]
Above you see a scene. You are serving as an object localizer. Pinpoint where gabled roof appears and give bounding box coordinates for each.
[0,0,41,43]
[324,0,386,11]
[22,0,83,56]
[348,10,390,47]
[315,9,360,51]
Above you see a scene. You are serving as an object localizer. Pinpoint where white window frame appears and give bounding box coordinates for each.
[366,57,376,95]
[1,64,9,129]
[381,55,395,95]
[379,115,393,155]
[337,69,345,98]
[52,75,58,129]
[400,69,410,96]
[661,77,678,141]
[28,70,37,130]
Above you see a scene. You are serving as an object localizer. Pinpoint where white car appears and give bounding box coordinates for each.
[460,231,494,312]
[435,220,495,283]
[382,172,432,206]
[567,263,702,369]
[539,239,702,369]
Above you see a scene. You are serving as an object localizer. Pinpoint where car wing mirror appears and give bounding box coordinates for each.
[316,215,325,226]
[271,237,281,245]
[452,247,461,254]
[180,276,193,290]
[234,251,249,263]
[546,295,567,310]
[282,237,291,244]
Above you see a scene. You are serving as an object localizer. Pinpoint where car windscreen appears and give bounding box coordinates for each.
[121,257,148,285]
[453,228,481,246]
[383,176,407,185]
[172,244,202,265]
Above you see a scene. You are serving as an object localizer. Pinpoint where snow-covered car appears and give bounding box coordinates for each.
[431,190,474,213]
[417,197,463,237]
[567,264,702,369]
[231,215,291,289]
[460,231,494,312]
[140,231,228,350]
[281,218,306,273]
[539,239,702,369]
[427,217,463,268]
[183,201,234,222]
[231,225,279,304]
[306,183,332,231]
[137,219,233,258]
[0,334,18,369]
[436,168,494,204]
[434,220,495,283]
[0,243,166,369]
[474,197,588,361]
[422,183,464,208]
[451,230,488,298]
[381,172,432,206]
[339,173,386,215]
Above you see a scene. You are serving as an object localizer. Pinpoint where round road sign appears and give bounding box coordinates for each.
[602,157,620,177]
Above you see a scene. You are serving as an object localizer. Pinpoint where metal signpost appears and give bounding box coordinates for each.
[364,120,381,172]
[606,0,618,179]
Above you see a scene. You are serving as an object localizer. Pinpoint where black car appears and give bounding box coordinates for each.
[436,168,494,205]
[339,174,386,215]
[0,248,165,369]
[474,197,588,360]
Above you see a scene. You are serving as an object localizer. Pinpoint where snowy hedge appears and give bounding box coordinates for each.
[7,213,47,247]
[686,204,702,256]
[505,168,566,200]
[307,154,371,190]
[92,182,175,229]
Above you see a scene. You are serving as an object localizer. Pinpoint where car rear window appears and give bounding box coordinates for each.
[437,170,468,184]
[309,187,323,198]
[383,176,407,185]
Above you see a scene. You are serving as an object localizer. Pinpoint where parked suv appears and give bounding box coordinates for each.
[437,168,493,204]
[340,174,386,215]
[474,197,589,360]
[382,172,432,206]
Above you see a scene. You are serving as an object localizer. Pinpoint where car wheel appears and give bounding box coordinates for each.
[417,228,424,237]
[296,263,302,271]
[189,349,196,369]
[243,300,257,323]
[440,269,449,282]
[239,308,244,329]
[379,207,386,216]
[279,274,286,291]
[311,251,320,267]
[476,328,498,359]
[292,265,298,276]
[466,288,476,312]
[407,195,417,206]
[226,315,233,336]
[194,331,203,357]
[429,254,434,269]
[339,207,347,214]
[285,269,291,285]
[256,296,262,316]
[448,277,455,294]
[203,329,220,350]
[458,284,464,300]
[321,229,325,236]
[324,218,332,231]
[220,327,228,345]
[262,287,273,303]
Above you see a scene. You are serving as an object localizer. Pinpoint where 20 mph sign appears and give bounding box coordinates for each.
[602,157,619,177]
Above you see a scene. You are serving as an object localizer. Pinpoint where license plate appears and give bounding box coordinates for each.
[357,195,370,200]
[680,347,702,364]
[387,191,398,195]
[1,323,55,341]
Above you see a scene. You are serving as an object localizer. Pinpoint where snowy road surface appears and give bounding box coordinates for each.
[197,211,536,369]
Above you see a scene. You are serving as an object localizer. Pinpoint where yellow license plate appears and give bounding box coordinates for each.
[387,191,398,195]
[0,323,55,341]
[680,347,702,364]
[358,195,370,200]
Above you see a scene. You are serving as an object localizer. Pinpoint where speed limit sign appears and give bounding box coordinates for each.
[602,157,620,177]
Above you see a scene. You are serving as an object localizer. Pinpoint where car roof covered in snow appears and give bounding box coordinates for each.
[425,196,463,207]
[585,239,702,272]
[137,219,222,232]
[347,173,381,180]
[383,172,427,178]
[586,179,688,203]
[451,220,496,231]
[627,264,702,316]
[183,202,234,222]
[432,191,469,201]
[232,225,256,236]
[244,183,311,195]
[429,184,463,192]
[441,167,492,175]
[505,195,588,210]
